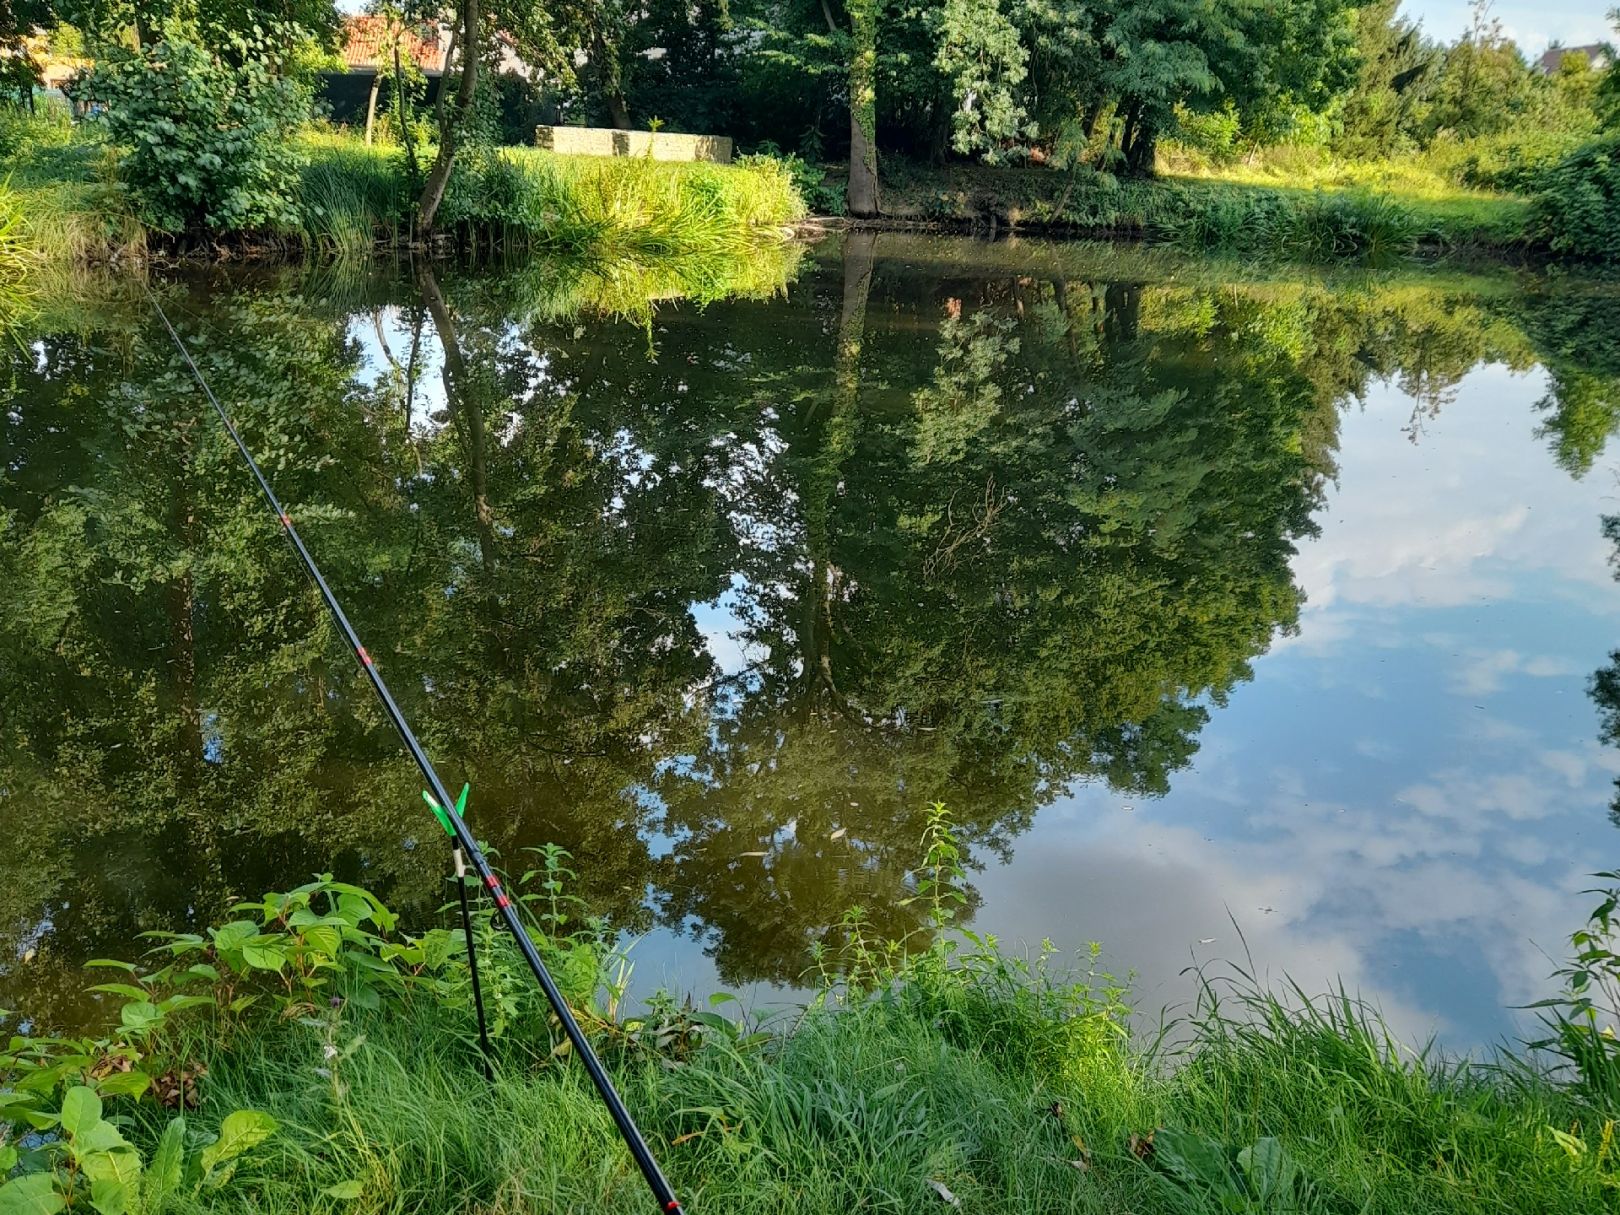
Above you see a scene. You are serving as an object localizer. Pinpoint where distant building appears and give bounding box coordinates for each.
[1536,44,1613,75]
[318,15,543,136]
[318,15,449,133]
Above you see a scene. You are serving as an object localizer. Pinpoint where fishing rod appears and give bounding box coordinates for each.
[144,285,684,1215]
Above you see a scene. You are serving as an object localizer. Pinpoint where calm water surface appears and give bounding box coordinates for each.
[3,235,1617,1046]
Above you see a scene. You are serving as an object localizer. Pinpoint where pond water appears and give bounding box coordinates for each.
[3,234,1618,1047]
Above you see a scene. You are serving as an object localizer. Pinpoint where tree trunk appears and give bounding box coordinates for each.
[418,264,496,568]
[393,44,422,196]
[845,0,881,217]
[822,0,881,215]
[795,230,876,717]
[364,72,382,145]
[1127,124,1157,176]
[592,33,631,129]
[1103,282,1140,344]
[417,0,479,236]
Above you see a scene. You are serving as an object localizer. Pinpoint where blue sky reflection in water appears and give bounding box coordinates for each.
[967,362,1620,1048]
[611,269,1620,1050]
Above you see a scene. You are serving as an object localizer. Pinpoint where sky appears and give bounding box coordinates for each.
[335,0,1613,56]
[1403,0,1613,54]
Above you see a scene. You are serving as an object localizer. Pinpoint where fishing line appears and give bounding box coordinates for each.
[143,282,684,1215]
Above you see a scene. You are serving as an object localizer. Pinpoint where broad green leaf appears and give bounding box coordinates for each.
[0,1173,65,1215]
[59,1086,101,1136]
[1153,1127,1236,1192]
[75,1121,134,1158]
[299,926,342,957]
[199,1109,277,1176]
[240,944,285,973]
[1237,1137,1292,1201]
[79,1147,140,1191]
[118,1003,163,1035]
[85,985,150,1001]
[157,995,216,1014]
[92,1071,151,1101]
[322,1180,365,1199]
[0,1147,16,1173]
[89,1178,129,1215]
[211,921,257,952]
[147,1118,185,1200]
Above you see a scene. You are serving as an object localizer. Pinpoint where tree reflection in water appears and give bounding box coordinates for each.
[2,238,1615,1024]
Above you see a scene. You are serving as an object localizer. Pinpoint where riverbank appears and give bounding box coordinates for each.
[843,159,1531,260]
[0,106,1572,276]
[2,826,1614,1215]
[0,112,804,268]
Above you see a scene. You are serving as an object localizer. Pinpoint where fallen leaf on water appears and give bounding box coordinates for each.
[927,1180,961,1208]
[829,827,847,841]
[1198,937,1216,944]
[736,851,767,858]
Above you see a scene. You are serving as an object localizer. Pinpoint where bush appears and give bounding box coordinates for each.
[434,147,805,256]
[88,29,311,234]
[1529,134,1620,261]
[1172,103,1243,165]
[1432,128,1592,194]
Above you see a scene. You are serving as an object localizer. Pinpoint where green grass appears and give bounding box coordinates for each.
[879,157,1532,262]
[2,813,1614,1215]
[115,955,1615,1215]
[0,113,805,266]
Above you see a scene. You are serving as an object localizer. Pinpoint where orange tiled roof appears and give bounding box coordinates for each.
[339,14,446,74]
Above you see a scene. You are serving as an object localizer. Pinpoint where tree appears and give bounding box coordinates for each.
[830,0,882,214]
[1423,0,1537,140]
[0,1,56,103]
[88,26,312,233]
[416,0,478,232]
[1334,0,1438,157]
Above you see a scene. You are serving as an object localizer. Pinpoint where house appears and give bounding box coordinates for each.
[319,15,545,140]
[319,15,449,139]
[1536,43,1613,75]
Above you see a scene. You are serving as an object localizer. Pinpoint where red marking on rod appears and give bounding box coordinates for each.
[666,1203,682,1212]
[357,646,374,667]
[484,875,503,892]
[495,894,512,909]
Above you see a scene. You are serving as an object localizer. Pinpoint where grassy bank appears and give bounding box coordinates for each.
[0,110,804,267]
[871,159,1530,261]
[2,816,1615,1214]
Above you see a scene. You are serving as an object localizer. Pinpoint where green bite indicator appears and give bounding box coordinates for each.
[423,783,470,837]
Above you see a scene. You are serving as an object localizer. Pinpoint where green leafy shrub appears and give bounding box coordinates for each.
[1527,870,1620,1108]
[0,1085,276,1214]
[434,147,805,257]
[88,29,311,234]
[740,146,844,215]
[1151,187,1421,263]
[1151,1129,1324,1214]
[1171,104,1244,166]
[1440,128,1591,194]
[1529,135,1620,261]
